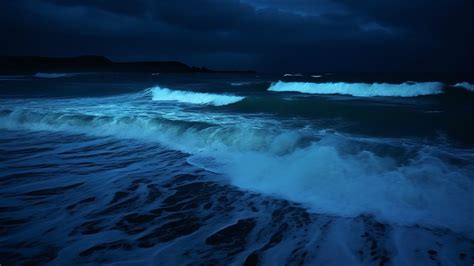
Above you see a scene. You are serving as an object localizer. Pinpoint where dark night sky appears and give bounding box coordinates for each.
[1,0,473,72]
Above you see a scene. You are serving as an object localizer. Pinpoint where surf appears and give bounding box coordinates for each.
[268,81,445,97]
[33,73,77,78]
[1,106,473,237]
[150,86,244,106]
[454,82,474,92]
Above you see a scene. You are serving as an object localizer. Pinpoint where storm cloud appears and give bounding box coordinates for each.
[1,0,472,72]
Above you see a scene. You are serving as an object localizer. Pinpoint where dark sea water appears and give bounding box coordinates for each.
[1,72,474,265]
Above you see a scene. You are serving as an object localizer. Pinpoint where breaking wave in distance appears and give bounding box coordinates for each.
[454,82,474,92]
[34,73,76,78]
[268,81,445,97]
[151,86,244,106]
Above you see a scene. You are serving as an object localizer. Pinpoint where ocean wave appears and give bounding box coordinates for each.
[0,75,27,81]
[34,73,76,78]
[230,81,257,86]
[223,140,474,236]
[454,82,474,92]
[1,107,473,236]
[0,109,292,154]
[150,86,244,106]
[268,81,445,97]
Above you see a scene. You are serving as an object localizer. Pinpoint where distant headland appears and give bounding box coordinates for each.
[0,55,256,74]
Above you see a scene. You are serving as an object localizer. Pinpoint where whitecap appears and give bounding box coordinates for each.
[268,81,444,97]
[454,82,474,92]
[150,86,244,106]
[34,73,76,78]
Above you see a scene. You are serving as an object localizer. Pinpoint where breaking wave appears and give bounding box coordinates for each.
[151,86,244,106]
[34,73,76,78]
[0,108,473,236]
[454,82,474,92]
[268,81,445,97]
[230,81,259,86]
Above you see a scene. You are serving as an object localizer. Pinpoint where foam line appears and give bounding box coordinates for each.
[151,86,244,106]
[268,81,445,97]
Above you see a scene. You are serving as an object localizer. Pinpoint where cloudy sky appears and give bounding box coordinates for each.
[1,0,472,72]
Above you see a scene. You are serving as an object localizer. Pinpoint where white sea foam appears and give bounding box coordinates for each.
[1,85,474,237]
[222,141,474,237]
[150,86,244,106]
[230,81,256,86]
[34,73,76,78]
[1,106,473,237]
[283,74,303,77]
[454,82,474,92]
[269,81,445,97]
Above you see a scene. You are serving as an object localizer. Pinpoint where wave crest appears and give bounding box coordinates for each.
[34,73,76,78]
[268,81,445,97]
[151,86,244,106]
[454,82,474,92]
[1,108,473,235]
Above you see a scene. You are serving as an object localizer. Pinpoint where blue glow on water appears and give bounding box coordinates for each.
[1,73,473,265]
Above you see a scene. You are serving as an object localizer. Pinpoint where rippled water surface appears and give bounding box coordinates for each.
[1,73,473,265]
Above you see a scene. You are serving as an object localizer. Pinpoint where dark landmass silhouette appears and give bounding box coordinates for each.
[0,55,256,74]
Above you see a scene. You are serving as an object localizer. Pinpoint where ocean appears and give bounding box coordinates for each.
[1,72,473,265]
